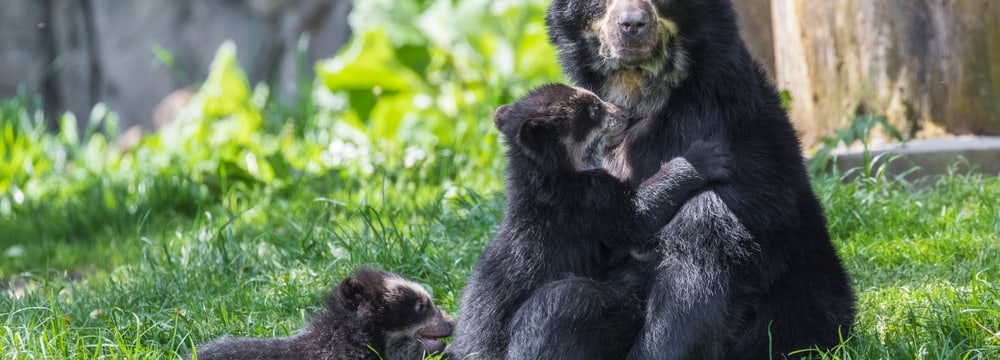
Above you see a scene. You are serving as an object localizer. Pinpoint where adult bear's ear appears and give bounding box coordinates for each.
[494,105,512,130]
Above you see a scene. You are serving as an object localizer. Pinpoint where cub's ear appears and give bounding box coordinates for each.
[338,275,374,312]
[516,118,542,150]
[494,105,512,130]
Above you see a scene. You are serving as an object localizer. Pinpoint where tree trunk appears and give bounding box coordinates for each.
[733,0,775,78]
[0,0,352,131]
[771,0,1000,146]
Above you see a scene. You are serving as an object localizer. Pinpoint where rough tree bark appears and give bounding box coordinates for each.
[732,0,775,78]
[771,0,1000,146]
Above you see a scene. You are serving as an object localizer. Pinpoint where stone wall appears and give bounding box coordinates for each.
[0,0,351,131]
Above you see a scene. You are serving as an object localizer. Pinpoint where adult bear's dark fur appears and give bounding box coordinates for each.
[529,0,856,358]
[446,84,732,360]
[189,268,454,360]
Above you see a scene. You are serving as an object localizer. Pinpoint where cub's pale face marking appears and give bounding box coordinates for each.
[378,273,454,360]
[384,276,432,301]
[563,87,628,171]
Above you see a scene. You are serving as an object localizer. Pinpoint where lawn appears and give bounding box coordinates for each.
[2,0,999,358]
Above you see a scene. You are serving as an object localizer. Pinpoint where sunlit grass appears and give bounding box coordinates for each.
[3,143,999,359]
[811,171,1000,359]
[0,100,506,357]
[4,93,1000,360]
[3,86,1000,358]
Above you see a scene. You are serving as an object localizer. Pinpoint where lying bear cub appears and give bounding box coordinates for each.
[189,268,454,360]
[448,83,732,360]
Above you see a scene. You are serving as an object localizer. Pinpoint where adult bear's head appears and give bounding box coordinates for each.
[546,0,740,117]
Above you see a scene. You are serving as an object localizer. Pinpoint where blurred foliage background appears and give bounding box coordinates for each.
[0,0,558,252]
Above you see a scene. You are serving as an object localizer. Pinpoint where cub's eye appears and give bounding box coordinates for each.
[589,104,601,119]
[415,300,427,315]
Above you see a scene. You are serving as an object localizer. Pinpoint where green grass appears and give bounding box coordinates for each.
[1,151,505,358]
[3,141,999,359]
[2,73,999,360]
[4,108,1000,360]
[813,172,1000,359]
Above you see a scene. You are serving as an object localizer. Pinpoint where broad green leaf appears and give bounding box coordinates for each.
[316,29,427,93]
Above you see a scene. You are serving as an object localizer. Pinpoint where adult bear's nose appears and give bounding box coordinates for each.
[611,0,654,39]
[618,9,650,37]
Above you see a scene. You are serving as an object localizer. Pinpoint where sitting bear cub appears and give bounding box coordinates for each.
[447,83,732,360]
[190,268,454,360]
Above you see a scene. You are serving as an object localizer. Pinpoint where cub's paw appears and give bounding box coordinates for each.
[683,141,732,182]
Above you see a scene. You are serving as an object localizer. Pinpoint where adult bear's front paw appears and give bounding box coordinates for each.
[683,140,732,183]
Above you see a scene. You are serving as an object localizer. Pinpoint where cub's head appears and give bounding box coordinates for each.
[494,84,627,172]
[546,0,738,113]
[335,268,454,359]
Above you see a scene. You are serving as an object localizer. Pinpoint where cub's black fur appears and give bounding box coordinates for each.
[447,84,731,360]
[537,0,856,358]
[190,269,454,360]
[506,277,643,360]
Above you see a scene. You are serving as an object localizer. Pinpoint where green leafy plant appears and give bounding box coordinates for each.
[314,0,561,178]
[147,41,275,192]
[0,94,49,196]
[808,112,905,180]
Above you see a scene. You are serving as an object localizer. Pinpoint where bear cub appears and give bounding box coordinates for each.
[447,83,732,360]
[190,268,454,360]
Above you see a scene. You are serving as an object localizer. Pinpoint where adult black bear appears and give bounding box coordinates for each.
[446,84,732,360]
[189,268,454,360]
[531,0,856,358]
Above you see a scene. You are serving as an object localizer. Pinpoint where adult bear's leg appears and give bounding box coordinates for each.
[628,191,754,360]
[506,277,643,360]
